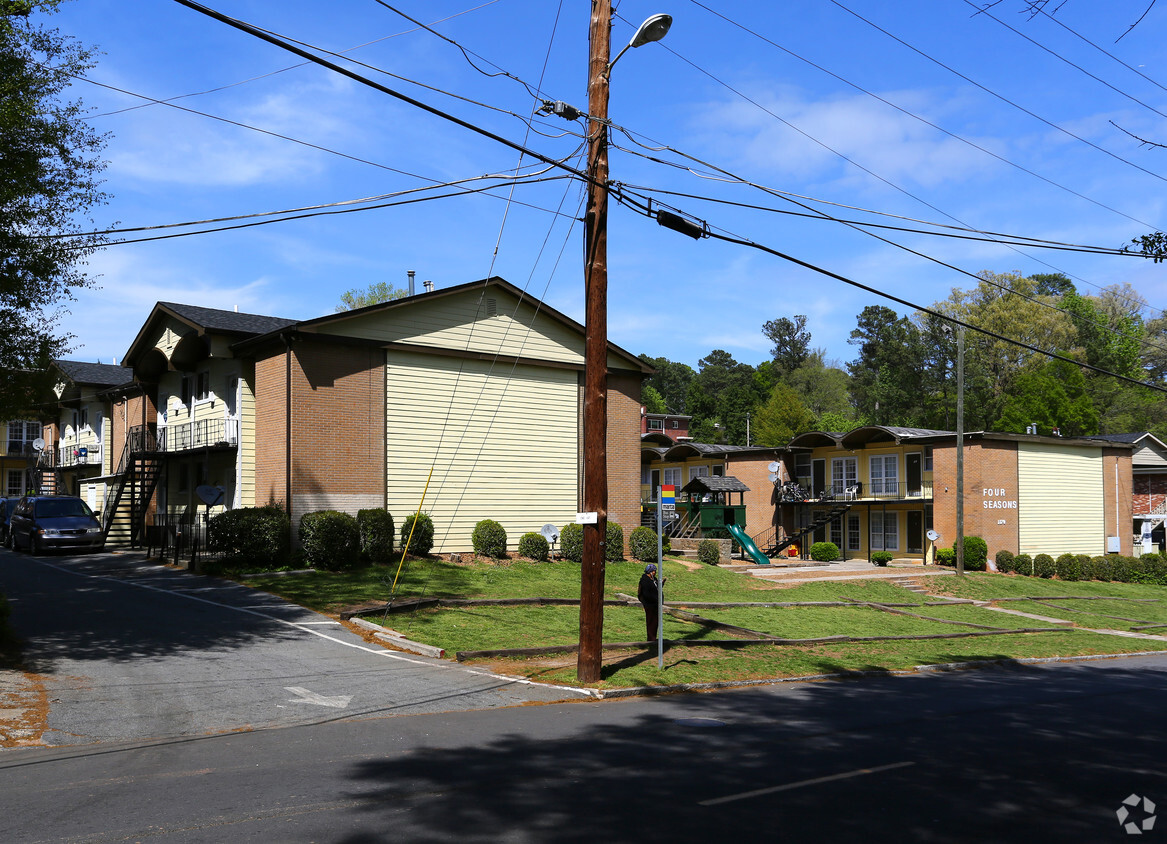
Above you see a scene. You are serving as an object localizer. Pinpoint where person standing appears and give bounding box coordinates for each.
[638,563,663,641]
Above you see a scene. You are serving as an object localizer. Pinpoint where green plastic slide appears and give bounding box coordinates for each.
[725,522,771,566]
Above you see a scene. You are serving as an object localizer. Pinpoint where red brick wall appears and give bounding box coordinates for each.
[1134,473,1167,517]
[288,339,385,500]
[1104,448,1133,555]
[727,452,784,536]
[607,372,643,552]
[253,350,287,508]
[932,439,1021,557]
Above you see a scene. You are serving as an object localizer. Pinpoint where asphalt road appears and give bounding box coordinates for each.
[1,654,1166,842]
[0,547,585,746]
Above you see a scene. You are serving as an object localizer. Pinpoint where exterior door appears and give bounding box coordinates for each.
[907,510,923,553]
[650,469,660,500]
[812,459,826,499]
[906,452,922,497]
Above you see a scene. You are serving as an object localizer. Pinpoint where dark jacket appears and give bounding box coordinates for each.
[638,573,658,605]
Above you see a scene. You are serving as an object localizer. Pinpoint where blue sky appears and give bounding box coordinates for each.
[47,0,1167,372]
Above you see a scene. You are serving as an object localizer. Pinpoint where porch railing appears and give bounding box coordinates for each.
[158,417,240,452]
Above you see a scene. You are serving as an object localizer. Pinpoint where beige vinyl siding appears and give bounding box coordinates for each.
[1018,442,1105,555]
[1133,442,1167,469]
[385,350,578,553]
[239,373,256,507]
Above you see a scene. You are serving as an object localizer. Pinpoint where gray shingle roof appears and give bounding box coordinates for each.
[681,475,751,494]
[55,360,134,387]
[159,302,297,335]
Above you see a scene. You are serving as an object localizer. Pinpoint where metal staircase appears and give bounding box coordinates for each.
[102,429,163,547]
[25,452,63,497]
[764,503,852,557]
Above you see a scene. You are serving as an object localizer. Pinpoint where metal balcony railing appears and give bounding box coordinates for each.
[57,444,102,468]
[158,418,240,453]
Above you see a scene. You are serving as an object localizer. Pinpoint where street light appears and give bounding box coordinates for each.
[578,4,672,684]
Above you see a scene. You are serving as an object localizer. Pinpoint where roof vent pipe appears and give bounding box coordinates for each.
[424,280,434,293]
[407,270,415,296]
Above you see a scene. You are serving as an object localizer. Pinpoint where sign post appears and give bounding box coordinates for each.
[658,485,674,668]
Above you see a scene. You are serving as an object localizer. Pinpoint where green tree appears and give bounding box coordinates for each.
[997,358,1098,437]
[783,351,856,429]
[686,350,763,445]
[1,0,108,419]
[336,281,408,311]
[847,305,925,425]
[641,384,667,414]
[752,382,816,446]
[761,314,811,376]
[638,354,695,414]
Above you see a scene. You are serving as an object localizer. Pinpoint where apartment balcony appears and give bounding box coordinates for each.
[787,479,934,504]
[157,418,240,453]
[57,443,103,468]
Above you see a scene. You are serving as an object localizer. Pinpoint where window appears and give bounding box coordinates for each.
[712,464,725,477]
[870,512,899,551]
[6,469,24,497]
[689,465,709,482]
[647,419,663,431]
[79,407,88,429]
[671,420,680,429]
[830,515,843,548]
[662,467,682,489]
[197,371,210,401]
[924,446,933,471]
[795,452,811,482]
[869,455,898,496]
[181,375,193,406]
[847,514,861,551]
[831,457,857,491]
[7,420,41,454]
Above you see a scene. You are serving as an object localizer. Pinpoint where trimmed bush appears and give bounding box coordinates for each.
[955,536,988,572]
[995,549,1015,574]
[606,521,625,562]
[560,523,583,562]
[629,526,661,563]
[472,519,508,559]
[935,547,955,566]
[810,541,840,562]
[1013,553,1033,577]
[697,539,721,565]
[518,532,550,562]
[299,510,361,571]
[357,509,394,564]
[1034,553,1056,578]
[400,512,435,557]
[1056,553,1083,582]
[207,504,290,570]
[871,551,894,567]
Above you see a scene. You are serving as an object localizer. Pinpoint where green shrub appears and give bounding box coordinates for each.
[299,510,361,571]
[207,504,290,570]
[629,526,661,563]
[697,539,721,565]
[357,509,394,563]
[810,541,839,562]
[955,536,988,572]
[471,519,508,559]
[995,549,1015,573]
[1055,553,1082,582]
[871,551,894,566]
[518,532,550,562]
[400,512,435,556]
[1013,553,1033,577]
[606,521,625,562]
[1132,555,1167,586]
[560,523,583,562]
[1034,553,1056,578]
[935,547,955,566]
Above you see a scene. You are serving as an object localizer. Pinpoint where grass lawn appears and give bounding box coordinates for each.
[239,559,1167,689]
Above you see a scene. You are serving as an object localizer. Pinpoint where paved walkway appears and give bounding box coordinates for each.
[723,558,956,585]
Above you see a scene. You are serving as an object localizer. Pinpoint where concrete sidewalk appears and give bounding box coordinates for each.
[720,557,956,585]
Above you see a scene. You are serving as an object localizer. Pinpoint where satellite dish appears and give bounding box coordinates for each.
[32,438,45,452]
[540,523,559,543]
[767,461,780,473]
[926,529,940,542]
[196,485,224,506]
[768,473,779,484]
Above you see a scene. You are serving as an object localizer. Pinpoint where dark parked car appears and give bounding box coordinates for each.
[0,496,22,545]
[8,495,104,554]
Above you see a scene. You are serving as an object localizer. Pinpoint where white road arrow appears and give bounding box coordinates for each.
[284,686,353,709]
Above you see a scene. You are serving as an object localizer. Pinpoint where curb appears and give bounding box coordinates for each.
[347,616,445,659]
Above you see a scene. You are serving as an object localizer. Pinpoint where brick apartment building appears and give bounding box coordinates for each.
[15,277,649,554]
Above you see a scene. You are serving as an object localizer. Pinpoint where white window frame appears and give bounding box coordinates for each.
[870,511,899,551]
[647,418,663,431]
[831,457,857,491]
[662,467,682,489]
[688,465,709,482]
[847,514,861,551]
[7,469,25,497]
[869,455,899,496]
[7,420,41,453]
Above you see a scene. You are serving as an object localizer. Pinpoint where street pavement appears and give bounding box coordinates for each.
[0,548,587,747]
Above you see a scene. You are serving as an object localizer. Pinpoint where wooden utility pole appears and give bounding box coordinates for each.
[956,325,965,577]
[577,0,611,684]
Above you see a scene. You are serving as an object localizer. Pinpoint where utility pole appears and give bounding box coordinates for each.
[577,0,612,684]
